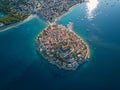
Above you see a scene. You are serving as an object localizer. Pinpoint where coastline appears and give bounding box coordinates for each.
[0,14,38,33]
[55,2,85,23]
[65,22,90,59]
[71,28,90,59]
[68,23,90,59]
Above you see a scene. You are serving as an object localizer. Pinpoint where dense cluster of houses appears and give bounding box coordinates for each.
[36,23,89,70]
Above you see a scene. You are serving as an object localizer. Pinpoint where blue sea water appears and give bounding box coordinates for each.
[0,12,6,18]
[0,0,120,90]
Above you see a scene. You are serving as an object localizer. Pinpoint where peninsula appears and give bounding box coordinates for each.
[0,0,90,70]
[35,23,90,70]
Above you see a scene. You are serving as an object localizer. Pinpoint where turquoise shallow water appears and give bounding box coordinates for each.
[0,12,6,18]
[0,0,120,90]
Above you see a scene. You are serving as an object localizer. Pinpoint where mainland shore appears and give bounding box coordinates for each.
[55,3,82,22]
[0,14,38,33]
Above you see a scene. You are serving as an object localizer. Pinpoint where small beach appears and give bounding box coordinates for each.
[0,15,38,33]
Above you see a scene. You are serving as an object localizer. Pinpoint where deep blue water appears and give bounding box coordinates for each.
[0,0,120,90]
[0,12,6,18]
